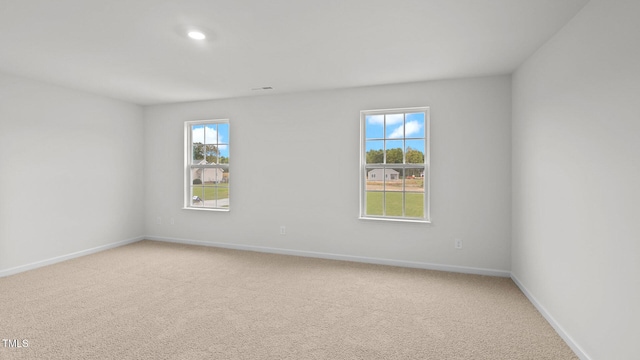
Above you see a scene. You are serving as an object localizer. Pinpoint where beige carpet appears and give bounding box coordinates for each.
[0,240,577,359]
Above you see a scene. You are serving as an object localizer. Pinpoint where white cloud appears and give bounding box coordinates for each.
[389,120,422,138]
[192,125,220,144]
[404,120,423,137]
[389,126,403,138]
[367,114,404,126]
[367,115,384,125]
[386,114,403,125]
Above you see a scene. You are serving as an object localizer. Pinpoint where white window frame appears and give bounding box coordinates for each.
[184,119,230,211]
[359,107,430,223]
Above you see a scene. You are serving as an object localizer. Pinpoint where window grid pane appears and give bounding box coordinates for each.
[361,108,428,221]
[187,120,229,210]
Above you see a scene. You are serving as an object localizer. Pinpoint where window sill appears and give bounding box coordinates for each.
[359,216,430,224]
[182,207,230,212]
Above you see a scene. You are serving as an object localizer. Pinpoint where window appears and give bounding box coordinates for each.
[360,107,430,222]
[185,119,230,210]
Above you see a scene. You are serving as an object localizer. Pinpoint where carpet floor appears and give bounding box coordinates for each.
[0,240,577,359]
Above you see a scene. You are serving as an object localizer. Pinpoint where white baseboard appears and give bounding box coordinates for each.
[146,235,511,277]
[1,234,510,278]
[510,273,591,360]
[0,236,144,278]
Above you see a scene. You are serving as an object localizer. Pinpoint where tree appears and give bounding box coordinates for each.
[193,143,204,161]
[385,148,403,164]
[368,147,422,165]
[406,147,424,164]
[366,149,384,164]
[205,144,220,163]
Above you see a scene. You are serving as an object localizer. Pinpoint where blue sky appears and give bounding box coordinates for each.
[365,112,425,154]
[192,123,229,159]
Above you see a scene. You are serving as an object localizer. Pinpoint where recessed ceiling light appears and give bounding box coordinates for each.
[175,25,215,42]
[187,31,206,40]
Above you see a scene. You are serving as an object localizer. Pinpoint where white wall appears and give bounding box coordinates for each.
[0,72,145,273]
[145,76,512,274]
[512,0,640,359]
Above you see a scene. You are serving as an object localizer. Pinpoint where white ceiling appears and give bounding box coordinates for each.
[0,0,589,105]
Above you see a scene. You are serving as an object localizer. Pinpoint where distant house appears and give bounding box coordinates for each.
[192,159,225,184]
[367,169,399,180]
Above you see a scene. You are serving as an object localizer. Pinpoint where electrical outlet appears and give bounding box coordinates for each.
[156,216,161,225]
[170,218,175,225]
[454,238,463,250]
[280,226,286,235]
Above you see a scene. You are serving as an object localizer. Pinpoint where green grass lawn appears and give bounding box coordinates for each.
[192,185,229,200]
[366,191,424,218]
